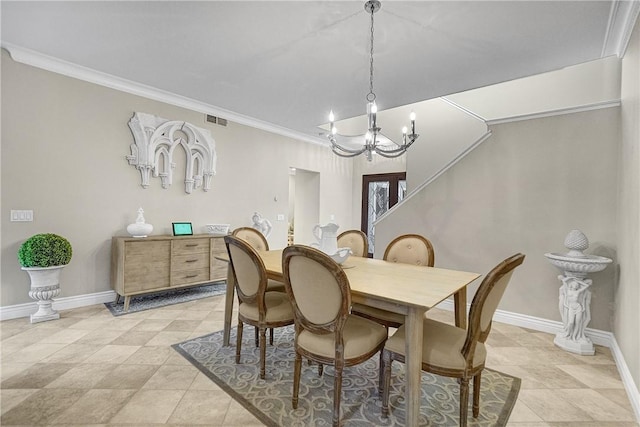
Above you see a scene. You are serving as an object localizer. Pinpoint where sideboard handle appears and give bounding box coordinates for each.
[186,244,198,247]
[185,274,198,278]
[186,259,198,263]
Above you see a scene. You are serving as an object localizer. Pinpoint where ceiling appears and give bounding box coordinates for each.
[1,1,636,145]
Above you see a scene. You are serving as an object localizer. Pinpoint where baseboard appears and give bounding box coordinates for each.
[0,290,117,321]
[610,334,640,421]
[437,298,639,422]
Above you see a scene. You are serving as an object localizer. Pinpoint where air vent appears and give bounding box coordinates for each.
[206,114,228,126]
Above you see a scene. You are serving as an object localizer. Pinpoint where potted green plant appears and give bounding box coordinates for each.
[18,233,72,323]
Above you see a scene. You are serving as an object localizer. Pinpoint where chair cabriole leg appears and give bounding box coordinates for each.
[381,349,392,417]
[259,327,267,379]
[459,377,470,427]
[292,352,302,409]
[333,361,344,427]
[473,372,481,418]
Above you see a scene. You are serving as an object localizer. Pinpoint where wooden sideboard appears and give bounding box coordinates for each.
[111,234,228,311]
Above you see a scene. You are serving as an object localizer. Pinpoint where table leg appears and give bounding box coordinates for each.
[404,306,425,426]
[223,265,236,346]
[453,288,467,329]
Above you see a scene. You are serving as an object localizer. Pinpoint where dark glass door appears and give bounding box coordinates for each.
[361,172,407,257]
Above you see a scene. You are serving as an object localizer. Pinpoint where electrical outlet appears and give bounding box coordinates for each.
[11,210,33,222]
[277,214,285,221]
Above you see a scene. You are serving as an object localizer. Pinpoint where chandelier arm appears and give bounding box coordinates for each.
[332,146,369,158]
[330,139,370,155]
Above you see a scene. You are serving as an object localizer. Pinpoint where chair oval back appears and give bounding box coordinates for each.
[283,245,350,334]
[464,253,525,356]
[383,234,435,267]
[337,230,368,258]
[224,235,267,306]
[232,227,269,252]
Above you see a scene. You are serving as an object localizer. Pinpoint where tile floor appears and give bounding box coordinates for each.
[1,294,638,426]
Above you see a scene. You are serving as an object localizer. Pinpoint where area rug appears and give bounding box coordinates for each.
[104,282,227,316]
[173,325,520,426]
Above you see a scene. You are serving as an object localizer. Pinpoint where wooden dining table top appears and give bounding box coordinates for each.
[257,249,480,311]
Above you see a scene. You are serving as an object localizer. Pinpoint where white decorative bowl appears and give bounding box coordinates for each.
[205,224,230,236]
[330,247,352,265]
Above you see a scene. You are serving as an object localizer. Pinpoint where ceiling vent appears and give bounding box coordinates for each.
[206,115,228,126]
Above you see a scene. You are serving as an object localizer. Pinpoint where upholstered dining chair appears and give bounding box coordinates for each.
[381,253,525,426]
[224,235,295,379]
[232,226,285,345]
[337,229,368,258]
[282,245,387,427]
[351,234,435,330]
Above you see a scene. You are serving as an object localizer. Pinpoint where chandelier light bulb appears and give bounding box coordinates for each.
[410,111,416,121]
[329,110,335,122]
[332,126,337,135]
[402,126,408,135]
[371,103,378,114]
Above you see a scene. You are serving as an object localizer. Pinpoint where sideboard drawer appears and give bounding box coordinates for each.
[172,238,210,255]
[171,267,210,285]
[171,253,210,271]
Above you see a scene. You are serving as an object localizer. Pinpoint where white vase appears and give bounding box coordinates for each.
[127,207,153,238]
[22,265,66,323]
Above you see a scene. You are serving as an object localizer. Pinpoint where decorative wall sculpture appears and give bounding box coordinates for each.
[127,112,217,194]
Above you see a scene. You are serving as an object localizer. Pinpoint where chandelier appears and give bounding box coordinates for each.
[328,0,418,162]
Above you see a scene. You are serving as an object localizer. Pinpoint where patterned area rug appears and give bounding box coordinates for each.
[104,282,226,316]
[173,325,520,426]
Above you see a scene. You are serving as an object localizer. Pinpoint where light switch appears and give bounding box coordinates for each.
[277,214,285,221]
[10,210,33,222]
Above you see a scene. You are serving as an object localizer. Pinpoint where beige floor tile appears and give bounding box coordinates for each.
[1,362,75,389]
[559,388,636,421]
[75,328,125,345]
[145,330,193,346]
[103,318,145,331]
[517,389,594,422]
[109,330,159,346]
[189,372,224,391]
[557,364,625,389]
[41,343,103,363]
[163,319,203,332]
[51,388,137,424]
[0,389,38,415]
[167,389,232,424]
[508,400,545,422]
[506,423,552,426]
[517,365,589,389]
[594,388,637,413]
[124,345,172,365]
[193,320,225,334]
[68,317,114,331]
[39,327,91,344]
[132,319,174,331]
[175,310,212,321]
[165,350,194,365]
[146,309,185,320]
[0,362,35,382]
[93,364,159,389]
[0,388,86,425]
[44,362,115,389]
[109,389,185,424]
[1,342,67,364]
[142,364,199,390]
[84,344,141,364]
[222,399,265,426]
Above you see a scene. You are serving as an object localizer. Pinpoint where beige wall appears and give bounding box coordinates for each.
[0,50,354,306]
[617,15,640,392]
[376,107,620,332]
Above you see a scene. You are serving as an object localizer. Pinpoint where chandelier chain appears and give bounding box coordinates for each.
[367,3,376,103]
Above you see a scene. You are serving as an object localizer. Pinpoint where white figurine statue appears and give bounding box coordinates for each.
[558,275,592,342]
[126,207,153,238]
[251,212,272,238]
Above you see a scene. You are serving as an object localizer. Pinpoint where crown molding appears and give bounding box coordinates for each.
[602,0,640,58]
[1,43,328,147]
[485,100,621,126]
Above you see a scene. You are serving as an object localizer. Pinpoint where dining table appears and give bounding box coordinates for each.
[218,249,480,426]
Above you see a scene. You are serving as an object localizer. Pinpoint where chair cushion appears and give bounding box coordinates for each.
[266,279,286,293]
[297,314,387,360]
[239,291,294,323]
[386,318,486,370]
[351,303,404,325]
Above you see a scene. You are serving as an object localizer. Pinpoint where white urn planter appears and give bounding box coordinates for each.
[544,230,612,356]
[23,265,66,323]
